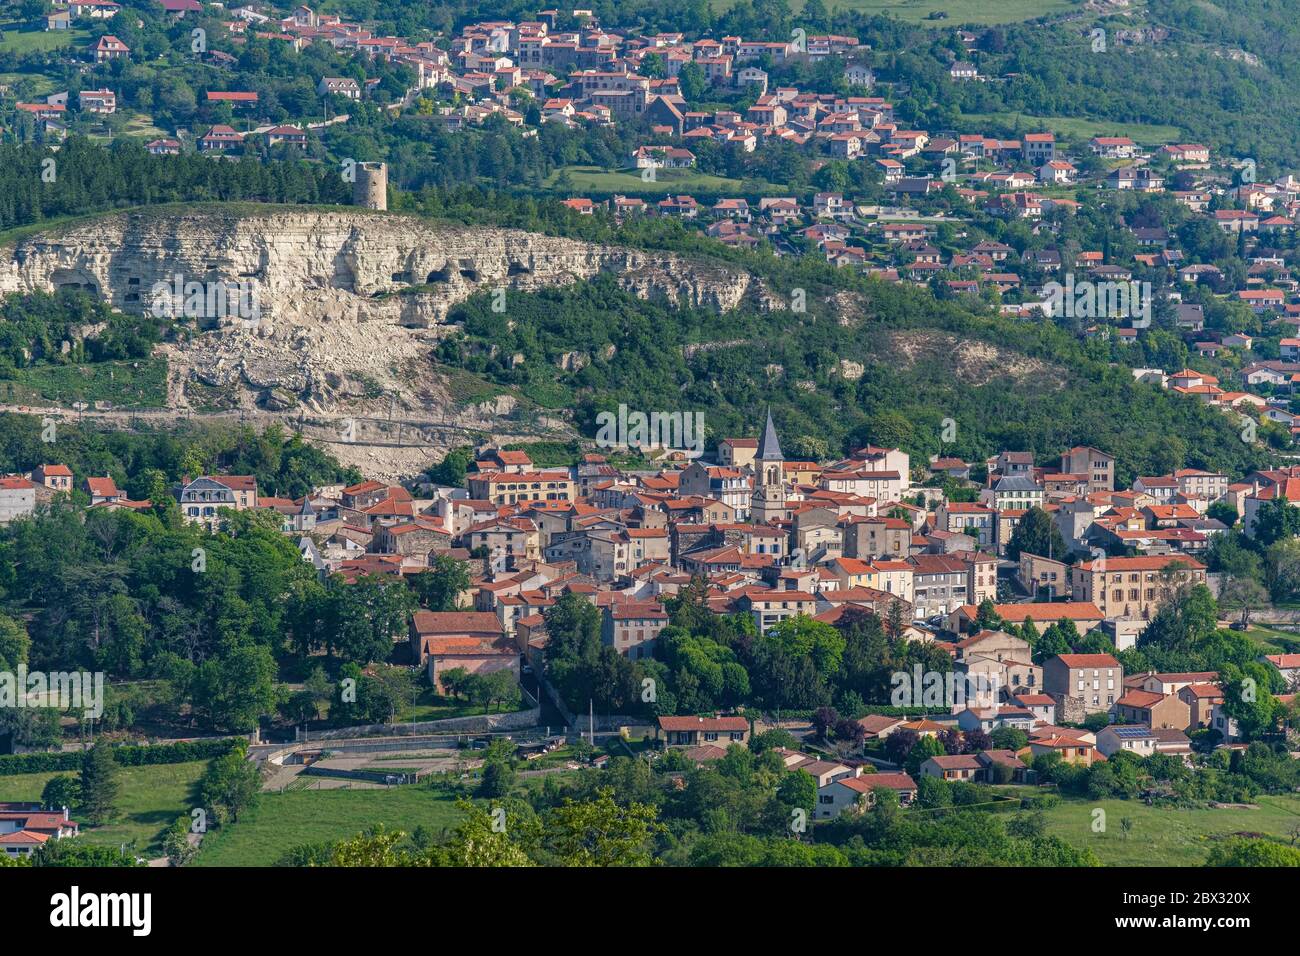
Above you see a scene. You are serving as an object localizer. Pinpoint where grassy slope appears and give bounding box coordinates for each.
[958,112,1185,145]
[0,24,85,54]
[1042,794,1300,866]
[1,358,170,408]
[0,761,208,856]
[545,164,778,196]
[192,787,465,866]
[1241,625,1300,655]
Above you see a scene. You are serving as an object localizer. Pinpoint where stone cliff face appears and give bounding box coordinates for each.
[0,208,768,448]
[0,208,758,323]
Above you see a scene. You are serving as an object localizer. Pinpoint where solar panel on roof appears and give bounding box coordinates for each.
[1113,726,1153,738]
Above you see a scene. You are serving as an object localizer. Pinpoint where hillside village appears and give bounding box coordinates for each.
[1,2,1300,881]
[3,405,1297,832]
[8,5,1300,450]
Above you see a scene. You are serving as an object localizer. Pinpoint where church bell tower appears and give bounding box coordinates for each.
[750,409,786,525]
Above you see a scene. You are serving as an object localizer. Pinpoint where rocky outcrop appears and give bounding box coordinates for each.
[0,207,768,433]
[0,207,759,324]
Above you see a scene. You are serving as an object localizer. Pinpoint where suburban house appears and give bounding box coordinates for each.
[318,77,362,99]
[265,125,308,149]
[84,476,122,506]
[918,754,982,781]
[31,464,72,493]
[90,35,130,61]
[1178,682,1224,730]
[407,610,517,689]
[0,803,79,858]
[656,715,750,748]
[1265,653,1300,687]
[1114,688,1192,730]
[1026,734,1099,766]
[816,772,917,817]
[78,88,116,113]
[1089,136,1137,158]
[857,714,905,739]
[1096,724,1158,759]
[178,475,258,527]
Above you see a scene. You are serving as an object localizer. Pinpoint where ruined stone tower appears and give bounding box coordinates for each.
[352,162,388,211]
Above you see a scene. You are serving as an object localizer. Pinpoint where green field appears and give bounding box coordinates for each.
[0,357,170,408]
[959,112,1185,145]
[0,23,85,54]
[407,688,530,722]
[89,114,170,143]
[712,0,1082,24]
[0,760,208,856]
[193,786,466,866]
[0,70,59,96]
[1241,624,1300,655]
[545,164,774,197]
[1042,795,1300,866]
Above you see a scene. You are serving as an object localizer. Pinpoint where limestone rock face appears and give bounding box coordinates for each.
[0,208,765,440]
[0,208,759,323]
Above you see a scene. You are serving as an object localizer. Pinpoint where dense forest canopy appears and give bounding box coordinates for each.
[440,272,1272,483]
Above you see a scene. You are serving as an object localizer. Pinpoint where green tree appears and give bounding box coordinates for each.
[678,62,707,102]
[192,645,276,733]
[484,669,522,713]
[163,815,198,866]
[975,598,1001,632]
[905,734,946,776]
[1139,582,1218,658]
[0,612,30,671]
[32,840,142,867]
[762,616,846,678]
[1006,506,1067,561]
[41,774,79,812]
[544,788,663,867]
[989,726,1028,751]
[1251,496,1300,549]
[199,742,261,825]
[439,666,470,700]
[79,740,120,826]
[1219,663,1280,740]
[1206,838,1300,866]
[479,738,518,798]
[411,555,471,611]
[776,768,817,815]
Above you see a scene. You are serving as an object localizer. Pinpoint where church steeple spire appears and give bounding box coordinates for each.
[751,408,786,524]
[756,408,783,462]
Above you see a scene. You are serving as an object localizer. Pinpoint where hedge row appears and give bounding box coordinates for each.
[0,738,240,776]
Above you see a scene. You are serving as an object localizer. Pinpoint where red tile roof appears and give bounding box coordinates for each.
[410,611,502,636]
[1058,653,1122,669]
[658,716,748,732]
[839,772,916,792]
